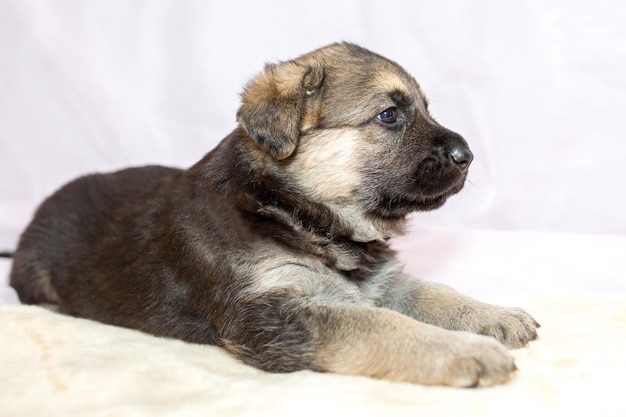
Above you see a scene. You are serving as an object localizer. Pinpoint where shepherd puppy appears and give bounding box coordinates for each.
[10,42,538,387]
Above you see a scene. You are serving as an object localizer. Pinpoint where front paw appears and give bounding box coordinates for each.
[425,329,518,387]
[462,304,540,349]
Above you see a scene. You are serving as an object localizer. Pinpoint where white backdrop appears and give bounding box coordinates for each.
[1,0,626,251]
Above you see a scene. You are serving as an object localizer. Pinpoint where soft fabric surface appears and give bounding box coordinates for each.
[2,229,625,416]
[2,293,625,417]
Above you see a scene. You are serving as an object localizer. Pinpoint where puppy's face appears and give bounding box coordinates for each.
[237,43,472,241]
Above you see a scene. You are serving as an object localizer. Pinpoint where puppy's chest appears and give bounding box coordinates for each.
[247,208,393,281]
[311,238,392,282]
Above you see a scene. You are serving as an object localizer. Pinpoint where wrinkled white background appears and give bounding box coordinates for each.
[1,1,625,297]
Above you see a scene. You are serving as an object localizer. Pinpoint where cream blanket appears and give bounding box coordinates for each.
[1,293,625,417]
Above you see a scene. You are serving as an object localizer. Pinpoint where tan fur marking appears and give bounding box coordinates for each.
[376,70,414,97]
[312,305,516,387]
[239,256,328,298]
[33,266,61,303]
[284,127,406,241]
[285,128,403,241]
[286,128,363,203]
[272,62,307,95]
[406,282,541,349]
[299,109,320,133]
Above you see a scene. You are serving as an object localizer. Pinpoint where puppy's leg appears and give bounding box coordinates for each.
[312,303,518,387]
[220,296,516,387]
[382,275,539,349]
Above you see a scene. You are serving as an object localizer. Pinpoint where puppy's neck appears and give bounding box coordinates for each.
[193,127,406,248]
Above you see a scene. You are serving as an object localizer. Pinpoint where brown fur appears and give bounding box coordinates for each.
[10,42,538,387]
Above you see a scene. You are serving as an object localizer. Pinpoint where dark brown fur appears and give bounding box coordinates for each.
[10,43,538,386]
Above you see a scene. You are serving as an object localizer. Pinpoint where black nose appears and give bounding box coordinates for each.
[449,146,473,169]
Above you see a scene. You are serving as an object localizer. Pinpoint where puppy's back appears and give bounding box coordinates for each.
[10,165,180,305]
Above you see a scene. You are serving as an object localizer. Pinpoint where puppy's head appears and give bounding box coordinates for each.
[237,42,473,241]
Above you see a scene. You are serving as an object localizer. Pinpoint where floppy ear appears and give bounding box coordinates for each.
[237,60,324,160]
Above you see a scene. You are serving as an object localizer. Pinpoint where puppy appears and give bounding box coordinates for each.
[10,42,538,387]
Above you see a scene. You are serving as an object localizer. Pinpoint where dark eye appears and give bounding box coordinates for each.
[377,107,398,124]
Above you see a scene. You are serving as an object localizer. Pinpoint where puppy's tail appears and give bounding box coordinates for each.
[0,251,13,258]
